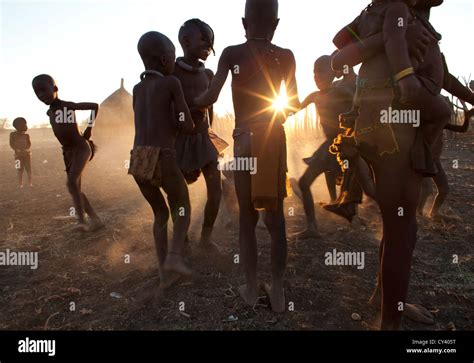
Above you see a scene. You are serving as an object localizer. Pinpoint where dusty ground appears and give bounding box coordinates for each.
[0,127,473,331]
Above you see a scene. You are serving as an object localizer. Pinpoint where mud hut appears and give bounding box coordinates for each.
[92,79,134,169]
[93,78,133,143]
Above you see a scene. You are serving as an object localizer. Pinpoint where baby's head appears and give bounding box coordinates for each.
[243,0,279,41]
[13,117,28,132]
[314,55,335,91]
[138,31,176,75]
[179,19,215,62]
[32,74,58,105]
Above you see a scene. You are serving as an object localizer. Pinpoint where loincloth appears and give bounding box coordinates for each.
[353,77,400,156]
[233,122,289,211]
[175,128,229,184]
[128,146,171,188]
[62,139,92,174]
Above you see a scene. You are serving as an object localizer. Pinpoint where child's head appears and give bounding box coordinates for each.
[314,56,335,91]
[179,19,215,62]
[13,117,28,132]
[242,0,279,41]
[32,74,58,105]
[138,31,176,75]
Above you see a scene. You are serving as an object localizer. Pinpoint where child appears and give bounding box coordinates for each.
[130,31,195,287]
[291,55,357,239]
[10,117,32,188]
[32,74,103,232]
[195,0,300,313]
[173,19,229,254]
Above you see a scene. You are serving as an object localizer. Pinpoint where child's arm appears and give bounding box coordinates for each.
[443,56,474,105]
[333,17,361,50]
[9,133,17,152]
[168,76,195,133]
[284,50,301,115]
[26,134,31,150]
[66,102,99,140]
[194,48,232,107]
[205,69,215,127]
[384,3,421,104]
[299,92,318,111]
[333,23,431,71]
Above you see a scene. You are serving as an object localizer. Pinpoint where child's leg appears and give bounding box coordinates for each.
[135,180,169,270]
[16,156,25,187]
[430,160,449,218]
[24,154,32,186]
[296,163,324,237]
[324,172,338,202]
[296,140,334,238]
[66,142,92,227]
[263,198,287,313]
[200,160,223,248]
[415,91,453,150]
[418,178,434,216]
[234,168,259,305]
[160,152,192,276]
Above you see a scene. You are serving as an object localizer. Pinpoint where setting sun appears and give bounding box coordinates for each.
[273,80,289,112]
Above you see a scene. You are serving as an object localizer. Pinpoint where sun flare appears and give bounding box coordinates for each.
[273,80,289,112]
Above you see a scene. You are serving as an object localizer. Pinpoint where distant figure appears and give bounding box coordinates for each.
[129,31,195,288]
[32,74,103,232]
[9,117,32,188]
[173,19,229,254]
[195,0,300,313]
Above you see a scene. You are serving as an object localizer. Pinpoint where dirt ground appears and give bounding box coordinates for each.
[0,127,473,331]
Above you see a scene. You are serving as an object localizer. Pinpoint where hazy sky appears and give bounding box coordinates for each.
[0,0,472,126]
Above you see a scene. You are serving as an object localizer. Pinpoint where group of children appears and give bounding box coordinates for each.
[13,0,472,330]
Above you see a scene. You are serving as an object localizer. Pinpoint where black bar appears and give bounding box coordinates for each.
[0,331,473,361]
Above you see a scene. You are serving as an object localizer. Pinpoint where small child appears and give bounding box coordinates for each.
[9,117,32,188]
[291,55,358,239]
[130,31,195,288]
[32,74,103,232]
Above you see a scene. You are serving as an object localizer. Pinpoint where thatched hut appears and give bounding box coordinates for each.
[92,79,134,169]
[93,78,133,144]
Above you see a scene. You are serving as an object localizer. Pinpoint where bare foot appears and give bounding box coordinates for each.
[290,227,322,240]
[238,284,258,306]
[404,304,435,325]
[159,271,183,290]
[289,178,303,201]
[72,223,90,232]
[163,253,192,278]
[89,219,105,232]
[198,240,222,253]
[264,283,286,313]
[368,290,434,325]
